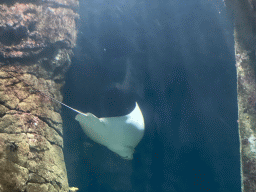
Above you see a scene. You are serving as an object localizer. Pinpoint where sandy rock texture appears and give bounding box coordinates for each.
[0,0,79,191]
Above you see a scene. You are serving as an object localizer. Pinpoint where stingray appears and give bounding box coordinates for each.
[1,68,145,160]
[53,98,145,160]
[75,102,145,160]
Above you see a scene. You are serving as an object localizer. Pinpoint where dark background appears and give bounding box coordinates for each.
[62,0,240,191]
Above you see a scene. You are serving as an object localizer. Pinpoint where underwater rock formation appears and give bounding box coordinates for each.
[225,0,256,191]
[0,0,78,191]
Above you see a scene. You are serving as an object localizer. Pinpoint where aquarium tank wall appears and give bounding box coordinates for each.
[2,0,256,191]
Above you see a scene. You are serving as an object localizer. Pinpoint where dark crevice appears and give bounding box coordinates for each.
[27,21,37,33]
[38,116,62,136]
[0,129,62,148]
[50,180,63,190]
[0,113,6,118]
[30,146,49,153]
[5,47,44,53]
[1,103,14,111]
[0,43,71,66]
[1,0,40,6]
[5,80,22,87]
[0,75,15,79]
[2,0,78,11]
[0,25,28,46]
[23,9,38,16]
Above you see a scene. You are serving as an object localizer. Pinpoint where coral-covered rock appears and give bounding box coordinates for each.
[0,0,78,191]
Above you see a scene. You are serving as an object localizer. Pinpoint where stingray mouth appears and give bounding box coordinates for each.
[122,155,132,160]
[120,148,134,160]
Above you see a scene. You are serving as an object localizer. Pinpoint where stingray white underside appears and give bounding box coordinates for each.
[75,102,145,160]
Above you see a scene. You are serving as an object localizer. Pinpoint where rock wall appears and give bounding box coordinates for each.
[0,1,78,191]
[225,0,256,191]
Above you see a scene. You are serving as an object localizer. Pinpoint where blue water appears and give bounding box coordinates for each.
[62,0,239,191]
